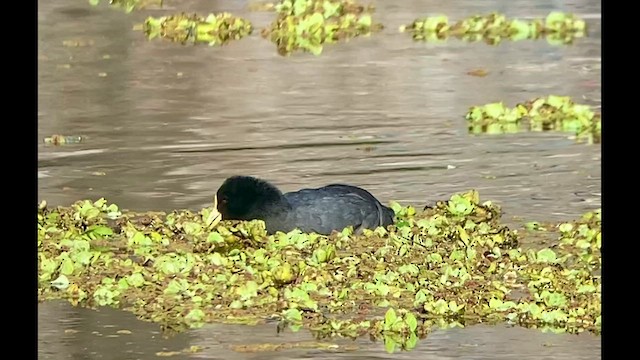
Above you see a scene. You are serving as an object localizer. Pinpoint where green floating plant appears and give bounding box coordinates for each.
[38,191,600,351]
[261,0,383,56]
[466,95,601,144]
[89,0,163,13]
[43,135,84,146]
[402,12,586,45]
[139,13,253,46]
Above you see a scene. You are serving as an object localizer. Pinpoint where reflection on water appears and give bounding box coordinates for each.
[38,0,601,358]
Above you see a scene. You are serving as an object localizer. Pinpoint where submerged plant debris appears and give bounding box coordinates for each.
[140,13,253,46]
[44,135,84,146]
[466,95,601,144]
[230,341,356,352]
[38,190,600,352]
[248,1,277,12]
[62,39,95,47]
[89,0,163,13]
[401,12,586,45]
[261,0,383,56]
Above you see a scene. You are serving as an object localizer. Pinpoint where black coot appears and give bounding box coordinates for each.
[216,175,395,235]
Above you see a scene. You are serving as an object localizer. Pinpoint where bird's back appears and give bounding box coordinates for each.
[280,184,394,234]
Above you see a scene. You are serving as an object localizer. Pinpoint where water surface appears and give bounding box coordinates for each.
[39,300,600,360]
[38,0,601,358]
[38,0,601,224]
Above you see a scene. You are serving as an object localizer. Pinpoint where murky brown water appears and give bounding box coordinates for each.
[38,0,601,358]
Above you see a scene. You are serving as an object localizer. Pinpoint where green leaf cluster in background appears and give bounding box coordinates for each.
[262,0,383,56]
[89,1,592,55]
[466,95,601,144]
[402,12,586,45]
[141,13,253,46]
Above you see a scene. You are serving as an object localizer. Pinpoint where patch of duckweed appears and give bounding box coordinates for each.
[401,12,586,45]
[466,95,601,144]
[89,0,163,13]
[261,0,383,56]
[38,192,600,352]
[140,13,253,46]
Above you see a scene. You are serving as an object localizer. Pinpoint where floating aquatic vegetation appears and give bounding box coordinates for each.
[466,95,601,144]
[230,341,356,352]
[401,12,586,45]
[248,1,277,12]
[467,69,489,77]
[38,192,600,351]
[62,39,95,47]
[43,135,84,145]
[89,0,163,13]
[140,13,253,46]
[261,0,383,56]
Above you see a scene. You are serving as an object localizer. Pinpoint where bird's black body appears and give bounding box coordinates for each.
[216,176,395,235]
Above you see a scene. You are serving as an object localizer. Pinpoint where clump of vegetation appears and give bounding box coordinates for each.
[466,95,601,144]
[43,135,84,146]
[38,189,600,352]
[401,12,587,45]
[140,13,253,46]
[89,0,163,13]
[261,0,383,56]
